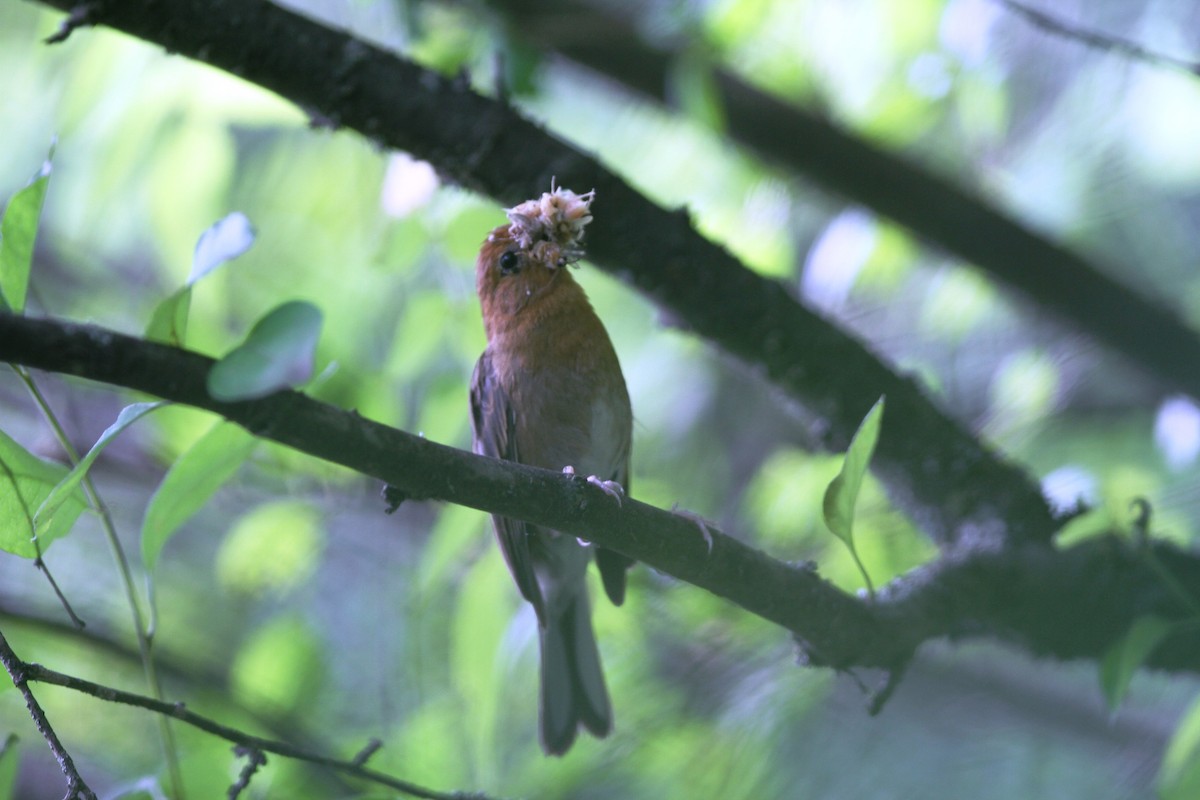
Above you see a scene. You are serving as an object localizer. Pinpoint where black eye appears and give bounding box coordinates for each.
[499,250,520,274]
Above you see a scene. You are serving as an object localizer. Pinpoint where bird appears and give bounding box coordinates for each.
[469,185,633,755]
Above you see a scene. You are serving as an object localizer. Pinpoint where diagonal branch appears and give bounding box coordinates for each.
[488,0,1200,404]
[27,0,1055,551]
[0,628,97,799]
[3,313,1200,675]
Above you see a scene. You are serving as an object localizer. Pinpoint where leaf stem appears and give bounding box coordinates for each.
[15,367,185,798]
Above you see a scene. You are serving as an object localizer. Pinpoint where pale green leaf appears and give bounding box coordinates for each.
[0,166,50,314]
[1100,614,1172,713]
[823,395,885,594]
[0,429,85,558]
[207,301,323,401]
[34,402,165,542]
[141,421,257,571]
[190,211,255,283]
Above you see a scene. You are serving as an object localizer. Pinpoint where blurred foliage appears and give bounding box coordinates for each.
[3,0,1200,797]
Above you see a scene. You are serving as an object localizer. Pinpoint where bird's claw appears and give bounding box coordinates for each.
[673,504,715,553]
[563,466,625,507]
[587,475,625,507]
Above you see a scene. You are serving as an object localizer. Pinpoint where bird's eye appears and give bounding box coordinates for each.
[499,250,520,274]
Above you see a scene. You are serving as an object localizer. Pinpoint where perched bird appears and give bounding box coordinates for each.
[469,186,633,755]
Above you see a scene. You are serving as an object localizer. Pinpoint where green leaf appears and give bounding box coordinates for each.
[0,161,51,314]
[145,286,192,346]
[146,213,256,347]
[207,301,323,402]
[0,734,19,799]
[1100,614,1172,713]
[1160,692,1200,800]
[0,429,84,557]
[823,395,885,595]
[34,402,165,542]
[141,421,257,571]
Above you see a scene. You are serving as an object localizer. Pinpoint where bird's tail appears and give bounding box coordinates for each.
[539,594,612,756]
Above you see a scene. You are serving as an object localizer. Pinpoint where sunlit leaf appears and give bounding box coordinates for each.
[823,395,885,594]
[35,402,165,542]
[207,301,323,401]
[190,211,255,283]
[0,158,51,314]
[1100,614,1172,713]
[215,500,324,596]
[141,421,257,571]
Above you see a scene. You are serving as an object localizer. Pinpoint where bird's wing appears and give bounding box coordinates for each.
[470,350,546,621]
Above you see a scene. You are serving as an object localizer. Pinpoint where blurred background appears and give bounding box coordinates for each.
[3,0,1200,797]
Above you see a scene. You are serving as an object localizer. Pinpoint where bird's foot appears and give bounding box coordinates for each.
[672,504,715,553]
[562,466,625,507]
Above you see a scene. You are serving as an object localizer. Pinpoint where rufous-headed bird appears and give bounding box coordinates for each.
[470,186,633,755]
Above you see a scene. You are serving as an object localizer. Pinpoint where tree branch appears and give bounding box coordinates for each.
[488,0,1200,402]
[3,313,1200,675]
[0,628,97,800]
[26,0,1055,552]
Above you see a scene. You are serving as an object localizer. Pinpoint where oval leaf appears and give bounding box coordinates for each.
[141,421,257,571]
[34,402,166,542]
[823,396,885,543]
[207,301,323,402]
[0,162,51,314]
[0,429,84,557]
[190,211,256,284]
[1100,614,1172,713]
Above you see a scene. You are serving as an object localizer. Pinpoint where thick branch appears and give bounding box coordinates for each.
[27,0,1055,550]
[3,313,1200,675]
[490,0,1200,403]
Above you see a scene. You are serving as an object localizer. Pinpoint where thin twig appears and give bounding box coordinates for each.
[0,628,97,800]
[997,0,1200,75]
[22,661,497,800]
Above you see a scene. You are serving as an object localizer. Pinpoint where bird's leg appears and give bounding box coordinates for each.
[562,466,624,507]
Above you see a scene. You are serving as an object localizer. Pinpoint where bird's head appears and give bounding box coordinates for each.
[476,186,595,331]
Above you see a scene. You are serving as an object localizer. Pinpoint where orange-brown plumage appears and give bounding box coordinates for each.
[470,199,633,756]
